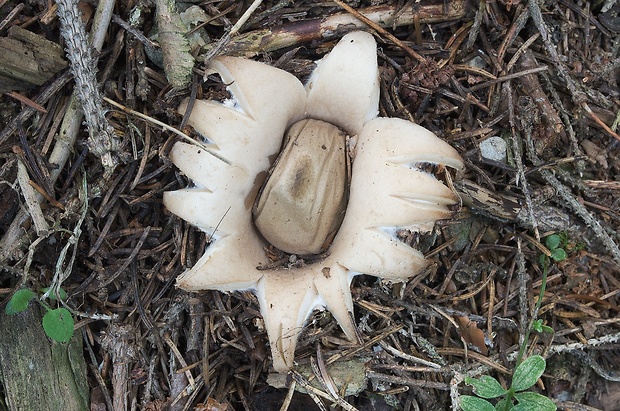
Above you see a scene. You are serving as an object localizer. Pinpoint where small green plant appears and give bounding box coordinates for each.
[541,233,568,263]
[531,318,553,334]
[5,287,74,343]
[460,355,556,411]
[460,233,566,411]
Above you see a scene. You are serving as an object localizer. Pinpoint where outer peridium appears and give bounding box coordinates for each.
[164,31,464,372]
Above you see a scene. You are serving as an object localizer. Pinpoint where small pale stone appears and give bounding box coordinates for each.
[466,56,487,70]
[479,136,507,163]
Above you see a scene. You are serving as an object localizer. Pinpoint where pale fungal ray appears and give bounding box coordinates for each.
[312,262,358,339]
[305,31,380,135]
[176,233,264,292]
[256,272,318,371]
[167,141,228,191]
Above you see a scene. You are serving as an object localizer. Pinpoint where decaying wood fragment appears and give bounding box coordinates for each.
[0,26,68,92]
[455,179,572,233]
[0,305,89,411]
[100,324,138,411]
[154,0,194,88]
[516,50,565,153]
[205,2,469,58]
[581,139,609,168]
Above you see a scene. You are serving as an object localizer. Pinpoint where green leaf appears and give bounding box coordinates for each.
[545,235,561,250]
[532,321,553,334]
[550,248,567,262]
[465,376,508,399]
[41,287,68,301]
[512,355,546,392]
[460,395,496,411]
[495,397,512,410]
[513,392,556,411]
[540,325,554,333]
[42,308,74,343]
[5,289,37,314]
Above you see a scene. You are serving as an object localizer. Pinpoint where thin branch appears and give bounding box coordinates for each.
[55,0,119,172]
[333,0,426,63]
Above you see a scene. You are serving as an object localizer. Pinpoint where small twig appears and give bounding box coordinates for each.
[313,346,339,399]
[100,324,138,411]
[290,370,358,411]
[515,240,530,349]
[436,347,513,376]
[528,0,581,98]
[581,101,620,143]
[538,68,585,173]
[204,2,467,58]
[450,372,465,411]
[0,71,72,147]
[379,341,442,369]
[333,0,427,63]
[228,0,264,36]
[465,0,485,50]
[112,14,159,49]
[163,333,196,388]
[548,332,620,354]
[0,3,24,32]
[519,117,620,265]
[88,364,114,411]
[325,324,404,365]
[27,180,65,211]
[505,81,540,240]
[203,0,264,64]
[48,173,88,300]
[278,379,296,411]
[103,97,230,165]
[55,0,119,173]
[505,33,540,73]
[99,226,151,287]
[367,371,451,390]
[16,160,49,236]
[498,9,530,68]
[4,92,48,113]
[570,350,620,382]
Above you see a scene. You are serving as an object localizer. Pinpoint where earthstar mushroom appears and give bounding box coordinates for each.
[164,31,464,372]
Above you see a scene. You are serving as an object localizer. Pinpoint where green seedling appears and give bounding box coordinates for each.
[461,355,556,411]
[460,233,568,410]
[542,233,568,263]
[5,287,75,343]
[532,319,553,334]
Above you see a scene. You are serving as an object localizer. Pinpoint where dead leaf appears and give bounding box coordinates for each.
[457,316,488,355]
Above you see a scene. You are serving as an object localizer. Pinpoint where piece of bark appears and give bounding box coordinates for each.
[516,50,565,153]
[154,0,194,88]
[206,2,469,58]
[454,179,572,233]
[0,26,68,93]
[0,304,89,411]
[100,324,138,411]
